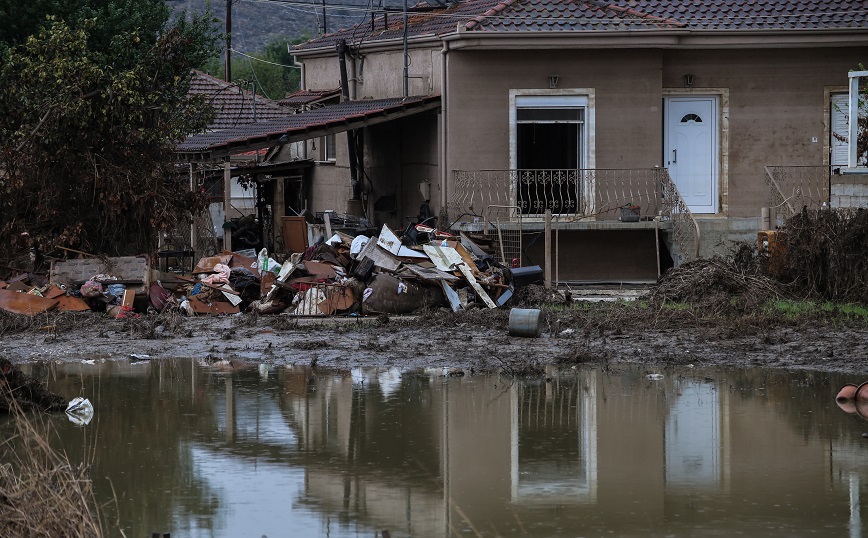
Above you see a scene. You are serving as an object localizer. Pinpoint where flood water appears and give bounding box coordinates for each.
[3,359,868,537]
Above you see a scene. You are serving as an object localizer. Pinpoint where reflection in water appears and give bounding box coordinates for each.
[4,361,868,537]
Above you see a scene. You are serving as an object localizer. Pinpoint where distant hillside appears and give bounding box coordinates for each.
[167,0,376,53]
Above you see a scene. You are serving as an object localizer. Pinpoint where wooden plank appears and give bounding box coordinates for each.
[6,281,32,293]
[318,286,355,315]
[121,289,136,308]
[189,296,240,315]
[193,253,232,274]
[401,264,459,283]
[281,216,309,254]
[358,239,401,272]
[303,260,338,278]
[376,223,402,255]
[56,295,92,312]
[44,285,66,299]
[423,245,464,273]
[456,263,497,309]
[441,280,462,312]
[0,289,59,316]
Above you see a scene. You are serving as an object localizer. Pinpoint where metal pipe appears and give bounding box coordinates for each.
[402,0,409,97]
[337,40,360,199]
[439,41,449,222]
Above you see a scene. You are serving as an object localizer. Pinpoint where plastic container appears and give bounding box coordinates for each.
[509,308,542,338]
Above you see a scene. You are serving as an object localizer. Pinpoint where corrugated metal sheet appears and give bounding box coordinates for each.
[176,94,441,160]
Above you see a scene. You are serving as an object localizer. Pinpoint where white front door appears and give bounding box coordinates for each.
[664,97,718,214]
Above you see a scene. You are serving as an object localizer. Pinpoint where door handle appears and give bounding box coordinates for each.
[673,149,677,164]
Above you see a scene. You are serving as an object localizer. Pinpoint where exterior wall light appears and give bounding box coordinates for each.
[684,74,695,87]
[549,75,559,89]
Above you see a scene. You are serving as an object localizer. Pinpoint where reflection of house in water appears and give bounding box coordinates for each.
[205,366,863,536]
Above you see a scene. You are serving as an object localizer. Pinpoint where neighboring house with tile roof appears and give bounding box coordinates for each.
[190,70,292,129]
[282,0,868,280]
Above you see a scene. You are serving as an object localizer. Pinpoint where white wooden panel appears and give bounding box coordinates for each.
[831,93,850,168]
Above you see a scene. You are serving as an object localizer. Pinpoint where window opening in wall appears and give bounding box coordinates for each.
[515,95,586,215]
[323,133,337,161]
[846,69,868,169]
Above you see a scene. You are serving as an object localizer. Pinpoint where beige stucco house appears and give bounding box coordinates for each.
[180,0,868,282]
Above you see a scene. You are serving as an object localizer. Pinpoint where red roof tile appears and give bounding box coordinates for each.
[189,70,291,130]
[278,88,341,108]
[293,0,868,51]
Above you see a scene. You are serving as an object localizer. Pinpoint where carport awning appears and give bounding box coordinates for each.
[176,94,441,162]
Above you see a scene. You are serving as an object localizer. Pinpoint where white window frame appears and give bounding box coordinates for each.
[320,133,337,163]
[847,70,868,171]
[509,89,596,218]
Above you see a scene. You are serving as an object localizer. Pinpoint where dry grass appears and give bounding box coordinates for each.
[0,399,110,538]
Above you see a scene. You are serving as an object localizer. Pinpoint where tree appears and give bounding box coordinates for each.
[0,3,220,260]
[199,34,306,100]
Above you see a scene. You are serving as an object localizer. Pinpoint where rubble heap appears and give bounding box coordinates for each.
[0,224,543,318]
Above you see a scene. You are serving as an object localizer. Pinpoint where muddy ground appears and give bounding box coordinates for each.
[1,305,867,375]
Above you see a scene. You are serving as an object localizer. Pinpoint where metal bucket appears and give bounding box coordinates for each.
[509,308,542,338]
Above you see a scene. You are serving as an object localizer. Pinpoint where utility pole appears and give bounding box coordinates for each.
[320,0,327,35]
[224,0,232,82]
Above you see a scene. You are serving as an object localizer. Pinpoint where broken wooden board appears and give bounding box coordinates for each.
[264,260,298,302]
[222,285,243,307]
[193,253,233,274]
[400,264,460,284]
[0,289,59,316]
[460,233,491,259]
[444,240,479,273]
[423,245,464,273]
[456,263,497,309]
[44,285,66,300]
[441,280,462,312]
[189,296,240,315]
[6,281,32,293]
[358,239,401,272]
[260,271,276,296]
[224,250,260,277]
[318,287,355,315]
[376,223,402,255]
[303,260,337,278]
[56,295,91,312]
[121,289,135,308]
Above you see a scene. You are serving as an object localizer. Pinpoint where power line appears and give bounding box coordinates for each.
[239,0,868,24]
[230,48,301,69]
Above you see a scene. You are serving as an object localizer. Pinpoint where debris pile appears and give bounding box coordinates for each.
[0,224,543,318]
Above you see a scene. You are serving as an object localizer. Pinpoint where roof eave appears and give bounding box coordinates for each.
[293,33,450,59]
[442,27,868,50]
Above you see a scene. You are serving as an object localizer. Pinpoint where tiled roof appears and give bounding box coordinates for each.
[189,70,291,130]
[278,88,341,108]
[176,95,441,158]
[294,0,868,51]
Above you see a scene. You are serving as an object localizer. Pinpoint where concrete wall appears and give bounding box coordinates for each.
[301,46,441,98]
[663,47,863,218]
[446,48,664,172]
[831,173,868,208]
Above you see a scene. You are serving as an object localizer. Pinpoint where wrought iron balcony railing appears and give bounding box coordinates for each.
[450,168,700,261]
